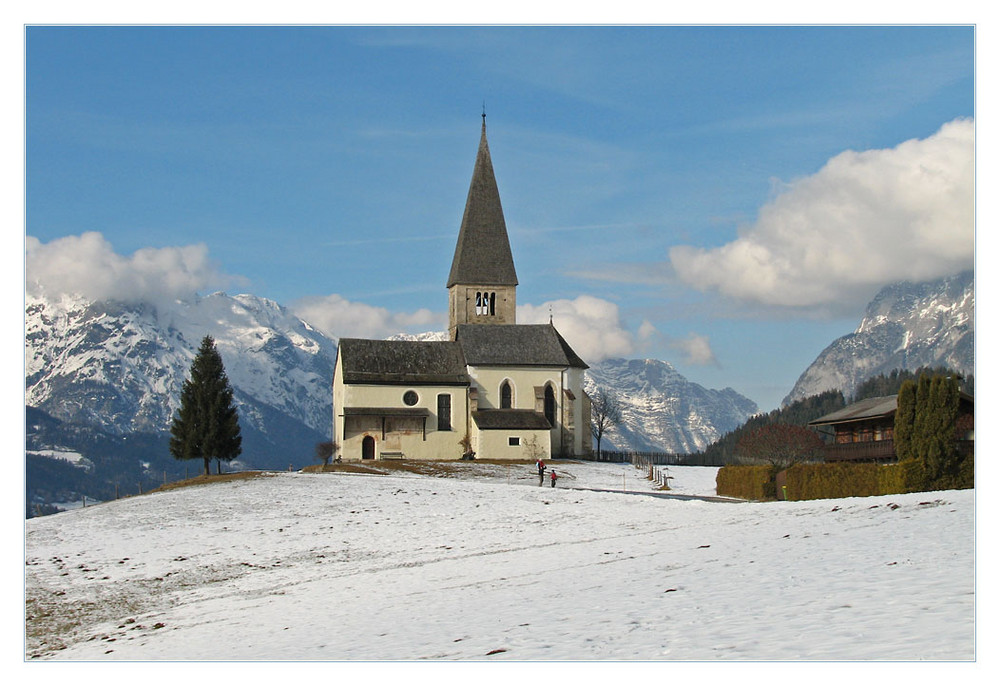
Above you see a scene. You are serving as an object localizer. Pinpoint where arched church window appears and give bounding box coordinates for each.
[489,292,496,316]
[500,380,513,409]
[544,385,556,426]
[437,394,452,431]
[475,291,483,316]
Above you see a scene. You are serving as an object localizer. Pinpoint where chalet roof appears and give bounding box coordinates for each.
[473,409,551,430]
[446,119,518,288]
[808,391,975,427]
[455,324,589,369]
[808,395,898,427]
[337,338,470,386]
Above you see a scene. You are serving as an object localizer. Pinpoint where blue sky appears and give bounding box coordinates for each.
[24,25,975,412]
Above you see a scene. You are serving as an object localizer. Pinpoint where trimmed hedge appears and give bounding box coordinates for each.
[718,455,973,502]
[716,465,776,500]
[928,451,975,491]
[783,457,970,501]
[785,462,887,501]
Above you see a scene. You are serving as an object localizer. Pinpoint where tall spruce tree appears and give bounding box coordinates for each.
[170,336,243,475]
[894,380,917,462]
[923,375,960,481]
[912,374,933,462]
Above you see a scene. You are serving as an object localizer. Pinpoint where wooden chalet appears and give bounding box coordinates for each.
[808,392,974,463]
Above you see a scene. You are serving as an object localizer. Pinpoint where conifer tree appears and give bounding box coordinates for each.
[894,380,917,462]
[923,375,960,481]
[912,374,933,462]
[170,336,243,475]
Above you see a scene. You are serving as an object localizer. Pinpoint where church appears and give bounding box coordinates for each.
[332,117,592,462]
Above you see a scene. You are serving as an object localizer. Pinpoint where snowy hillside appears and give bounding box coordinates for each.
[25,464,974,660]
[784,271,974,404]
[585,358,758,453]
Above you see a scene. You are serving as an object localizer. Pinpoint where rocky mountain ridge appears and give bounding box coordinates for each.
[784,270,974,405]
[25,291,337,469]
[584,358,759,454]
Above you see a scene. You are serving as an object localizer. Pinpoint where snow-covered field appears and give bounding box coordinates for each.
[24,463,975,662]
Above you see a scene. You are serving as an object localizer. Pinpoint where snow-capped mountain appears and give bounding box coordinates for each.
[585,358,758,454]
[25,291,754,496]
[25,291,338,466]
[783,271,974,405]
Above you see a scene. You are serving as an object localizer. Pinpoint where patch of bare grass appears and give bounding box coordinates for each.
[300,463,388,475]
[339,459,584,479]
[148,471,275,493]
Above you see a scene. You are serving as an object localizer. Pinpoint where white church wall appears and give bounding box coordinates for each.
[476,427,551,461]
[334,379,470,461]
[467,366,558,410]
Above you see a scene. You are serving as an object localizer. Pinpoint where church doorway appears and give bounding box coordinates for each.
[362,435,376,460]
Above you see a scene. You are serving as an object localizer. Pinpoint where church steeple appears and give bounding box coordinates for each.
[447,117,518,289]
[447,117,518,339]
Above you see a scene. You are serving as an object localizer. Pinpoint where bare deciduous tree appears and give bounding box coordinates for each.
[314,440,337,467]
[735,423,824,469]
[590,387,623,457]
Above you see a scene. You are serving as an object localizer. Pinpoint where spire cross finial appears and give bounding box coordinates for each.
[482,101,486,123]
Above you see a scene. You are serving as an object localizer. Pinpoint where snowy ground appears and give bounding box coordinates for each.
[24,462,975,662]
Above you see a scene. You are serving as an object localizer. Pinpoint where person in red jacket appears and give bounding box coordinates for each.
[550,469,558,488]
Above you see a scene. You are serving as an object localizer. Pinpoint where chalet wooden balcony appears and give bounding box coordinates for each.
[823,439,897,463]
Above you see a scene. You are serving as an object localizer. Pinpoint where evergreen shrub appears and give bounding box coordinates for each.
[928,452,974,491]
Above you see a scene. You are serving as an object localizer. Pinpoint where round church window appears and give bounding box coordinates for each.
[403,390,419,406]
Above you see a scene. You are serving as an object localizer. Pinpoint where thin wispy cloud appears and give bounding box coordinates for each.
[867,45,973,110]
[512,222,644,236]
[325,233,454,248]
[564,262,675,286]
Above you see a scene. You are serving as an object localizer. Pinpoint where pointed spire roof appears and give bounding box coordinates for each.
[447,118,519,288]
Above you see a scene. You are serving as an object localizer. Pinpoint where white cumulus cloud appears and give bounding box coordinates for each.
[518,295,635,363]
[290,294,445,341]
[667,332,719,367]
[669,118,974,310]
[25,232,236,305]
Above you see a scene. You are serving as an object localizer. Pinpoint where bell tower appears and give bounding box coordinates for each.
[447,115,518,339]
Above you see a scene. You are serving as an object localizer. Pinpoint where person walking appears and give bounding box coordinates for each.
[550,469,558,488]
[537,459,546,486]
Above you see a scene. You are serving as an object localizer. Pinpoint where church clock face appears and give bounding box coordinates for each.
[403,390,419,406]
